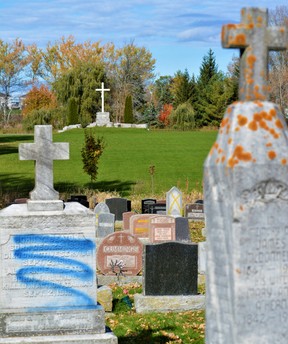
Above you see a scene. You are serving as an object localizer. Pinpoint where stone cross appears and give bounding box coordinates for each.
[222,7,287,101]
[96,82,110,113]
[19,125,69,201]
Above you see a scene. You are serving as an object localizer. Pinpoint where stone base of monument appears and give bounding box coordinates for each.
[134,294,205,313]
[0,332,117,343]
[27,199,65,211]
[95,112,112,127]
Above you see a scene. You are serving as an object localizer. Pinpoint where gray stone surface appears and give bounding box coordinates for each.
[205,7,288,344]
[166,186,182,216]
[0,332,117,343]
[97,213,115,237]
[95,112,111,126]
[105,198,131,221]
[134,294,205,313]
[198,241,206,274]
[19,125,69,210]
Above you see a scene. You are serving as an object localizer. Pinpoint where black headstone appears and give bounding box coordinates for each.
[175,217,191,242]
[141,199,157,214]
[67,195,89,208]
[143,242,198,295]
[185,203,205,220]
[148,203,166,214]
[105,197,131,221]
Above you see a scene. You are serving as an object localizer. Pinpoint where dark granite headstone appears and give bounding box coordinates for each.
[148,203,166,214]
[105,198,131,221]
[175,217,191,242]
[143,242,198,295]
[185,203,205,221]
[67,195,89,208]
[141,199,157,214]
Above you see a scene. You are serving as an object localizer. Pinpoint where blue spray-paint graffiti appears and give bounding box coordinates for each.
[13,234,96,309]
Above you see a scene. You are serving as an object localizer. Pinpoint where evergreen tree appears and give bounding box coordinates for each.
[197,49,218,87]
[124,95,133,123]
[67,97,79,125]
[170,69,196,107]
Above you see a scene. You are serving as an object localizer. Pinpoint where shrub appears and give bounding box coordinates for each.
[22,108,66,131]
[67,97,79,125]
[124,95,133,123]
[81,130,105,182]
[169,102,196,130]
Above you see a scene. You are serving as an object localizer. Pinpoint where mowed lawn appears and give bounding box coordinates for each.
[0,127,218,197]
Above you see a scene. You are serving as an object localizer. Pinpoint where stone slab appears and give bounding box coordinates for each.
[0,308,105,337]
[97,275,142,285]
[198,241,206,274]
[0,332,117,343]
[27,200,64,212]
[134,294,205,313]
[97,286,113,312]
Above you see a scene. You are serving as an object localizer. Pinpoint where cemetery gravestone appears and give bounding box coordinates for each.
[19,125,69,211]
[141,199,156,214]
[67,195,89,208]
[97,213,115,237]
[166,186,182,216]
[130,214,155,239]
[122,211,135,230]
[175,217,191,242]
[148,202,166,214]
[94,202,110,225]
[0,125,117,343]
[149,215,176,243]
[143,242,198,295]
[205,8,288,343]
[97,231,143,276]
[105,198,131,221]
[185,203,205,221]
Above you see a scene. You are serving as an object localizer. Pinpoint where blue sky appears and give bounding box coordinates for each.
[0,0,286,78]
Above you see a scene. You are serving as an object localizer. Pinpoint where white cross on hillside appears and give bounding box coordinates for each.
[96,82,110,113]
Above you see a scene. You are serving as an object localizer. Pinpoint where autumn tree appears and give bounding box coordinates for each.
[0,38,31,123]
[158,104,173,126]
[22,85,58,117]
[106,41,155,122]
[269,6,288,113]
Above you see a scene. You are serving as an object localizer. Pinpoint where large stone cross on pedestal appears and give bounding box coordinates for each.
[19,125,69,211]
[222,7,287,101]
[96,82,110,113]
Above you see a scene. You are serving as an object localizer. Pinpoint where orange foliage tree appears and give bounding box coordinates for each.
[158,104,173,126]
[22,85,58,117]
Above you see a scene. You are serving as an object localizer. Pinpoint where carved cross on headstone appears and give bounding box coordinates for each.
[95,82,110,113]
[19,125,69,202]
[222,7,287,101]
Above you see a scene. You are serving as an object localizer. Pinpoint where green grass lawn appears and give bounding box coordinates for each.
[0,128,217,200]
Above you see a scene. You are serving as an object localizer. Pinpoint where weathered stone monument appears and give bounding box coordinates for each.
[0,125,117,343]
[95,82,111,126]
[205,8,288,343]
[166,186,182,216]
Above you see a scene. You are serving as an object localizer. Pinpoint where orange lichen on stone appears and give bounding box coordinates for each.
[261,111,272,121]
[247,55,256,68]
[228,138,232,144]
[230,33,246,45]
[227,107,232,114]
[220,117,229,128]
[257,16,263,24]
[218,148,223,154]
[227,24,237,29]
[221,156,226,163]
[275,119,283,129]
[281,158,287,165]
[259,120,269,131]
[254,101,263,107]
[269,108,277,117]
[268,151,277,160]
[237,114,248,126]
[216,158,220,164]
[248,121,258,131]
[235,127,240,132]
[228,145,253,168]
[253,112,262,122]
[266,142,272,147]
[240,205,244,211]
[226,124,231,134]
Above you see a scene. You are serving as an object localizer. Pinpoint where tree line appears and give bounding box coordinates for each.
[0,6,287,130]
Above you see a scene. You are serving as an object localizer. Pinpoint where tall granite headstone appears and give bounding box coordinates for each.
[105,198,131,221]
[205,8,288,343]
[0,125,117,343]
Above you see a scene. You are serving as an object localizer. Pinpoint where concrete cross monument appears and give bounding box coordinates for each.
[95,82,111,126]
[205,8,288,343]
[19,125,69,211]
